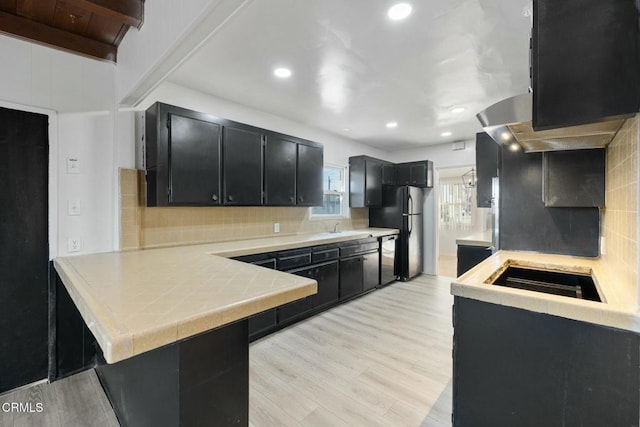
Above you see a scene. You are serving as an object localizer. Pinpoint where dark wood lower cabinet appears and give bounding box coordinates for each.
[311,261,339,309]
[96,320,249,427]
[453,297,640,427]
[339,256,364,299]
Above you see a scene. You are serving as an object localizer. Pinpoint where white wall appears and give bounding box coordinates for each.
[0,35,119,258]
[388,140,478,275]
[57,113,116,256]
[117,0,253,106]
[140,82,394,167]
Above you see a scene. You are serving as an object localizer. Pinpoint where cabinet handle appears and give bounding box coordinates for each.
[289,196,295,203]
[298,196,304,202]
[228,195,234,202]
[212,194,218,202]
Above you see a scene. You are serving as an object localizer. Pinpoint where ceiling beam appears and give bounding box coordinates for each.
[0,10,116,61]
[64,0,144,29]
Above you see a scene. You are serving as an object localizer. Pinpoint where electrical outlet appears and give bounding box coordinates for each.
[273,223,280,233]
[68,200,81,216]
[67,238,81,253]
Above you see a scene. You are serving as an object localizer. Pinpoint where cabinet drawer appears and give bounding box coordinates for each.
[312,248,339,263]
[277,253,311,270]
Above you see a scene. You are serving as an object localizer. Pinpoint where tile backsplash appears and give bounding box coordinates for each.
[119,169,368,250]
[601,114,639,302]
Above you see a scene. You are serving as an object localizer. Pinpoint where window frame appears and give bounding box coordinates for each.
[309,163,350,219]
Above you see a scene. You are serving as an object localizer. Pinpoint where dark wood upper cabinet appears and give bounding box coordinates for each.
[395,161,433,188]
[265,136,297,206]
[145,102,324,208]
[476,132,500,208]
[145,103,221,207]
[382,164,397,185]
[297,143,323,206]
[543,149,605,208]
[532,0,640,130]
[222,126,263,206]
[349,156,382,207]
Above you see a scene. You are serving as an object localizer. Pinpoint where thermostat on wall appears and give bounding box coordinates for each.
[67,158,80,174]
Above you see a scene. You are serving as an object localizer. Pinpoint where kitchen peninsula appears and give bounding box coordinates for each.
[53,228,397,426]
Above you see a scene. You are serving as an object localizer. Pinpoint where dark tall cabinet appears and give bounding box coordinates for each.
[222,126,263,205]
[297,144,323,206]
[532,0,640,130]
[475,132,500,208]
[0,107,49,393]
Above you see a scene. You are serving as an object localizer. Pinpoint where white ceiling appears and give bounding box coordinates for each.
[168,0,532,151]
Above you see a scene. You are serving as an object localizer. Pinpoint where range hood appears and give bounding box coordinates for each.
[476,93,625,152]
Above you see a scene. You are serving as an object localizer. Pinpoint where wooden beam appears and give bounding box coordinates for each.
[65,0,143,29]
[0,10,116,61]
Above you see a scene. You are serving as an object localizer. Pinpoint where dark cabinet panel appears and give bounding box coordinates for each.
[0,106,49,393]
[543,149,605,207]
[349,156,383,207]
[297,143,323,206]
[169,113,221,205]
[476,132,500,208]
[279,265,314,323]
[456,245,492,277]
[397,164,411,185]
[265,136,297,206]
[395,161,433,188]
[363,251,380,291]
[223,126,263,206]
[382,164,397,185]
[145,103,222,206]
[532,0,640,130]
[339,256,363,299]
[312,261,339,309]
[453,297,640,427]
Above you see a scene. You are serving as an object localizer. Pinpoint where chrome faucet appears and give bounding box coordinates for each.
[332,222,340,233]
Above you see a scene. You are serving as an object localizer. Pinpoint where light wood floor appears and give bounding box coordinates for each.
[250,275,453,427]
[0,275,453,427]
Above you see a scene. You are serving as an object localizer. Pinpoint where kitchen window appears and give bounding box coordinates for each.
[439,177,473,230]
[310,165,347,218]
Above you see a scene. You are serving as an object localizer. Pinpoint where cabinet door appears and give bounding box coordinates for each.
[279,266,314,323]
[297,144,323,206]
[169,113,221,205]
[397,164,411,185]
[532,0,640,129]
[349,156,365,207]
[382,164,396,185]
[265,136,297,205]
[339,256,363,299]
[365,159,382,206]
[409,163,427,187]
[362,251,380,291]
[223,126,263,205]
[476,132,500,208]
[312,261,339,309]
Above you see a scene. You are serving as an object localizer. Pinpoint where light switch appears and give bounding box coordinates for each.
[68,200,81,216]
[67,158,80,174]
[273,223,280,233]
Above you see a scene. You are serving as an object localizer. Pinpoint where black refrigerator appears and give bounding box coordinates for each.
[369,186,424,281]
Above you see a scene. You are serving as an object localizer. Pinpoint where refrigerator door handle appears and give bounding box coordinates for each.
[408,213,413,236]
[408,194,413,215]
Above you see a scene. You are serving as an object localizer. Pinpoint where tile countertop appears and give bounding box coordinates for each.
[451,250,640,333]
[455,231,493,247]
[53,228,399,364]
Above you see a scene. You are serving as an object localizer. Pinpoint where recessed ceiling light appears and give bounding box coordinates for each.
[343,128,351,132]
[387,3,412,20]
[451,107,465,114]
[273,67,292,78]
[386,122,398,128]
[441,131,452,137]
